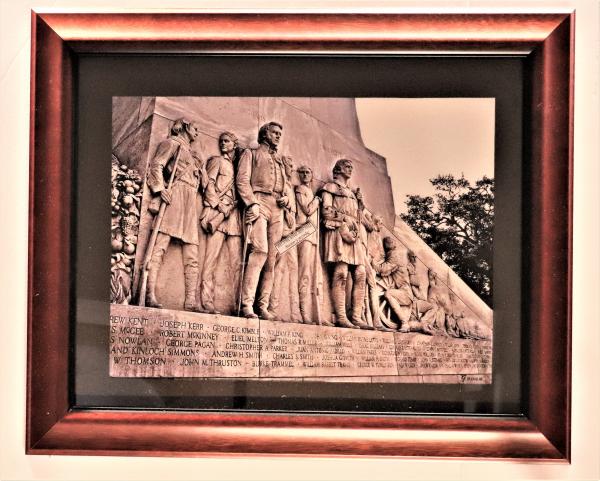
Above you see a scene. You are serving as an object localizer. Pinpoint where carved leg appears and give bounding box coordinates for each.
[226,234,243,314]
[146,266,162,308]
[332,263,356,329]
[241,251,267,318]
[242,213,269,319]
[146,232,171,308]
[256,213,283,320]
[297,241,313,323]
[269,250,286,318]
[200,231,225,313]
[182,243,201,312]
[351,265,373,330]
[287,246,302,323]
[384,289,412,332]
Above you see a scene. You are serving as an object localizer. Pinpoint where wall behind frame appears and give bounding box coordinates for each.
[1,1,598,481]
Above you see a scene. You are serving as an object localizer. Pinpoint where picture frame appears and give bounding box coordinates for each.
[28,11,573,459]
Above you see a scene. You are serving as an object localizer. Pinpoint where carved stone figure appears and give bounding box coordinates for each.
[270,156,301,322]
[199,131,243,314]
[236,122,292,319]
[321,159,373,330]
[407,250,424,300]
[143,118,203,312]
[294,165,331,325]
[373,236,418,332]
[419,270,451,336]
[445,277,492,340]
[360,213,394,332]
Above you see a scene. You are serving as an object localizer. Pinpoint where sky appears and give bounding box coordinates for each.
[355,98,495,215]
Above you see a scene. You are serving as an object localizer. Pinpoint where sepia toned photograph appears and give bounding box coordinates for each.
[109,96,494,384]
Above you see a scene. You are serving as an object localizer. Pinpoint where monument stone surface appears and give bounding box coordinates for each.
[109,97,493,384]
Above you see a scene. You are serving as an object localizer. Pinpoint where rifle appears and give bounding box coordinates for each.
[237,217,253,317]
[138,145,182,306]
[313,206,323,325]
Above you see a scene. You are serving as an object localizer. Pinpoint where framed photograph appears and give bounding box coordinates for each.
[28,12,572,458]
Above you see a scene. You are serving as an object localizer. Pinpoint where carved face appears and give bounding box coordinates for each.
[383,236,396,251]
[264,124,282,148]
[339,160,353,179]
[297,166,313,184]
[219,136,235,155]
[186,124,200,143]
[428,270,438,283]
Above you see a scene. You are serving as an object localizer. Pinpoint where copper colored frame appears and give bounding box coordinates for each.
[28,12,573,459]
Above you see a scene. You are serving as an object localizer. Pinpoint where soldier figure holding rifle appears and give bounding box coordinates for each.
[142,118,203,312]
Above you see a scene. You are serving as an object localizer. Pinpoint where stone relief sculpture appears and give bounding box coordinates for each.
[320,159,373,330]
[359,211,395,332]
[294,165,330,326]
[407,250,424,299]
[446,277,492,340]
[139,118,204,312]
[199,131,243,314]
[121,121,488,338]
[419,270,453,335]
[270,155,302,322]
[236,122,293,320]
[110,156,142,304]
[116,112,489,341]
[109,97,493,383]
[373,236,421,332]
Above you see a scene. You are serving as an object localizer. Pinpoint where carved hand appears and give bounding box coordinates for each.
[276,195,289,208]
[245,203,260,224]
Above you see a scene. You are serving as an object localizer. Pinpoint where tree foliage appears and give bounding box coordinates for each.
[401,174,494,307]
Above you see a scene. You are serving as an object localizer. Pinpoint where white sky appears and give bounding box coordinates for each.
[356,98,495,215]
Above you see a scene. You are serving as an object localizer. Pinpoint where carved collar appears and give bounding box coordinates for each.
[259,141,278,154]
[333,178,354,195]
[172,134,191,149]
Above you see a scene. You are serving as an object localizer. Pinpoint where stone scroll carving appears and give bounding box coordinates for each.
[113,115,491,342]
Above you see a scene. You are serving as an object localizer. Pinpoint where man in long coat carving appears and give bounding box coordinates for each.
[321,158,373,330]
[145,118,203,312]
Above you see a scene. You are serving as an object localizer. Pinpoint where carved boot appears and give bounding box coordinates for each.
[332,281,356,329]
[240,253,266,319]
[299,302,312,324]
[257,259,278,321]
[146,266,162,308]
[350,273,373,330]
[183,268,202,312]
[200,280,220,314]
[298,276,317,324]
[386,295,411,332]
